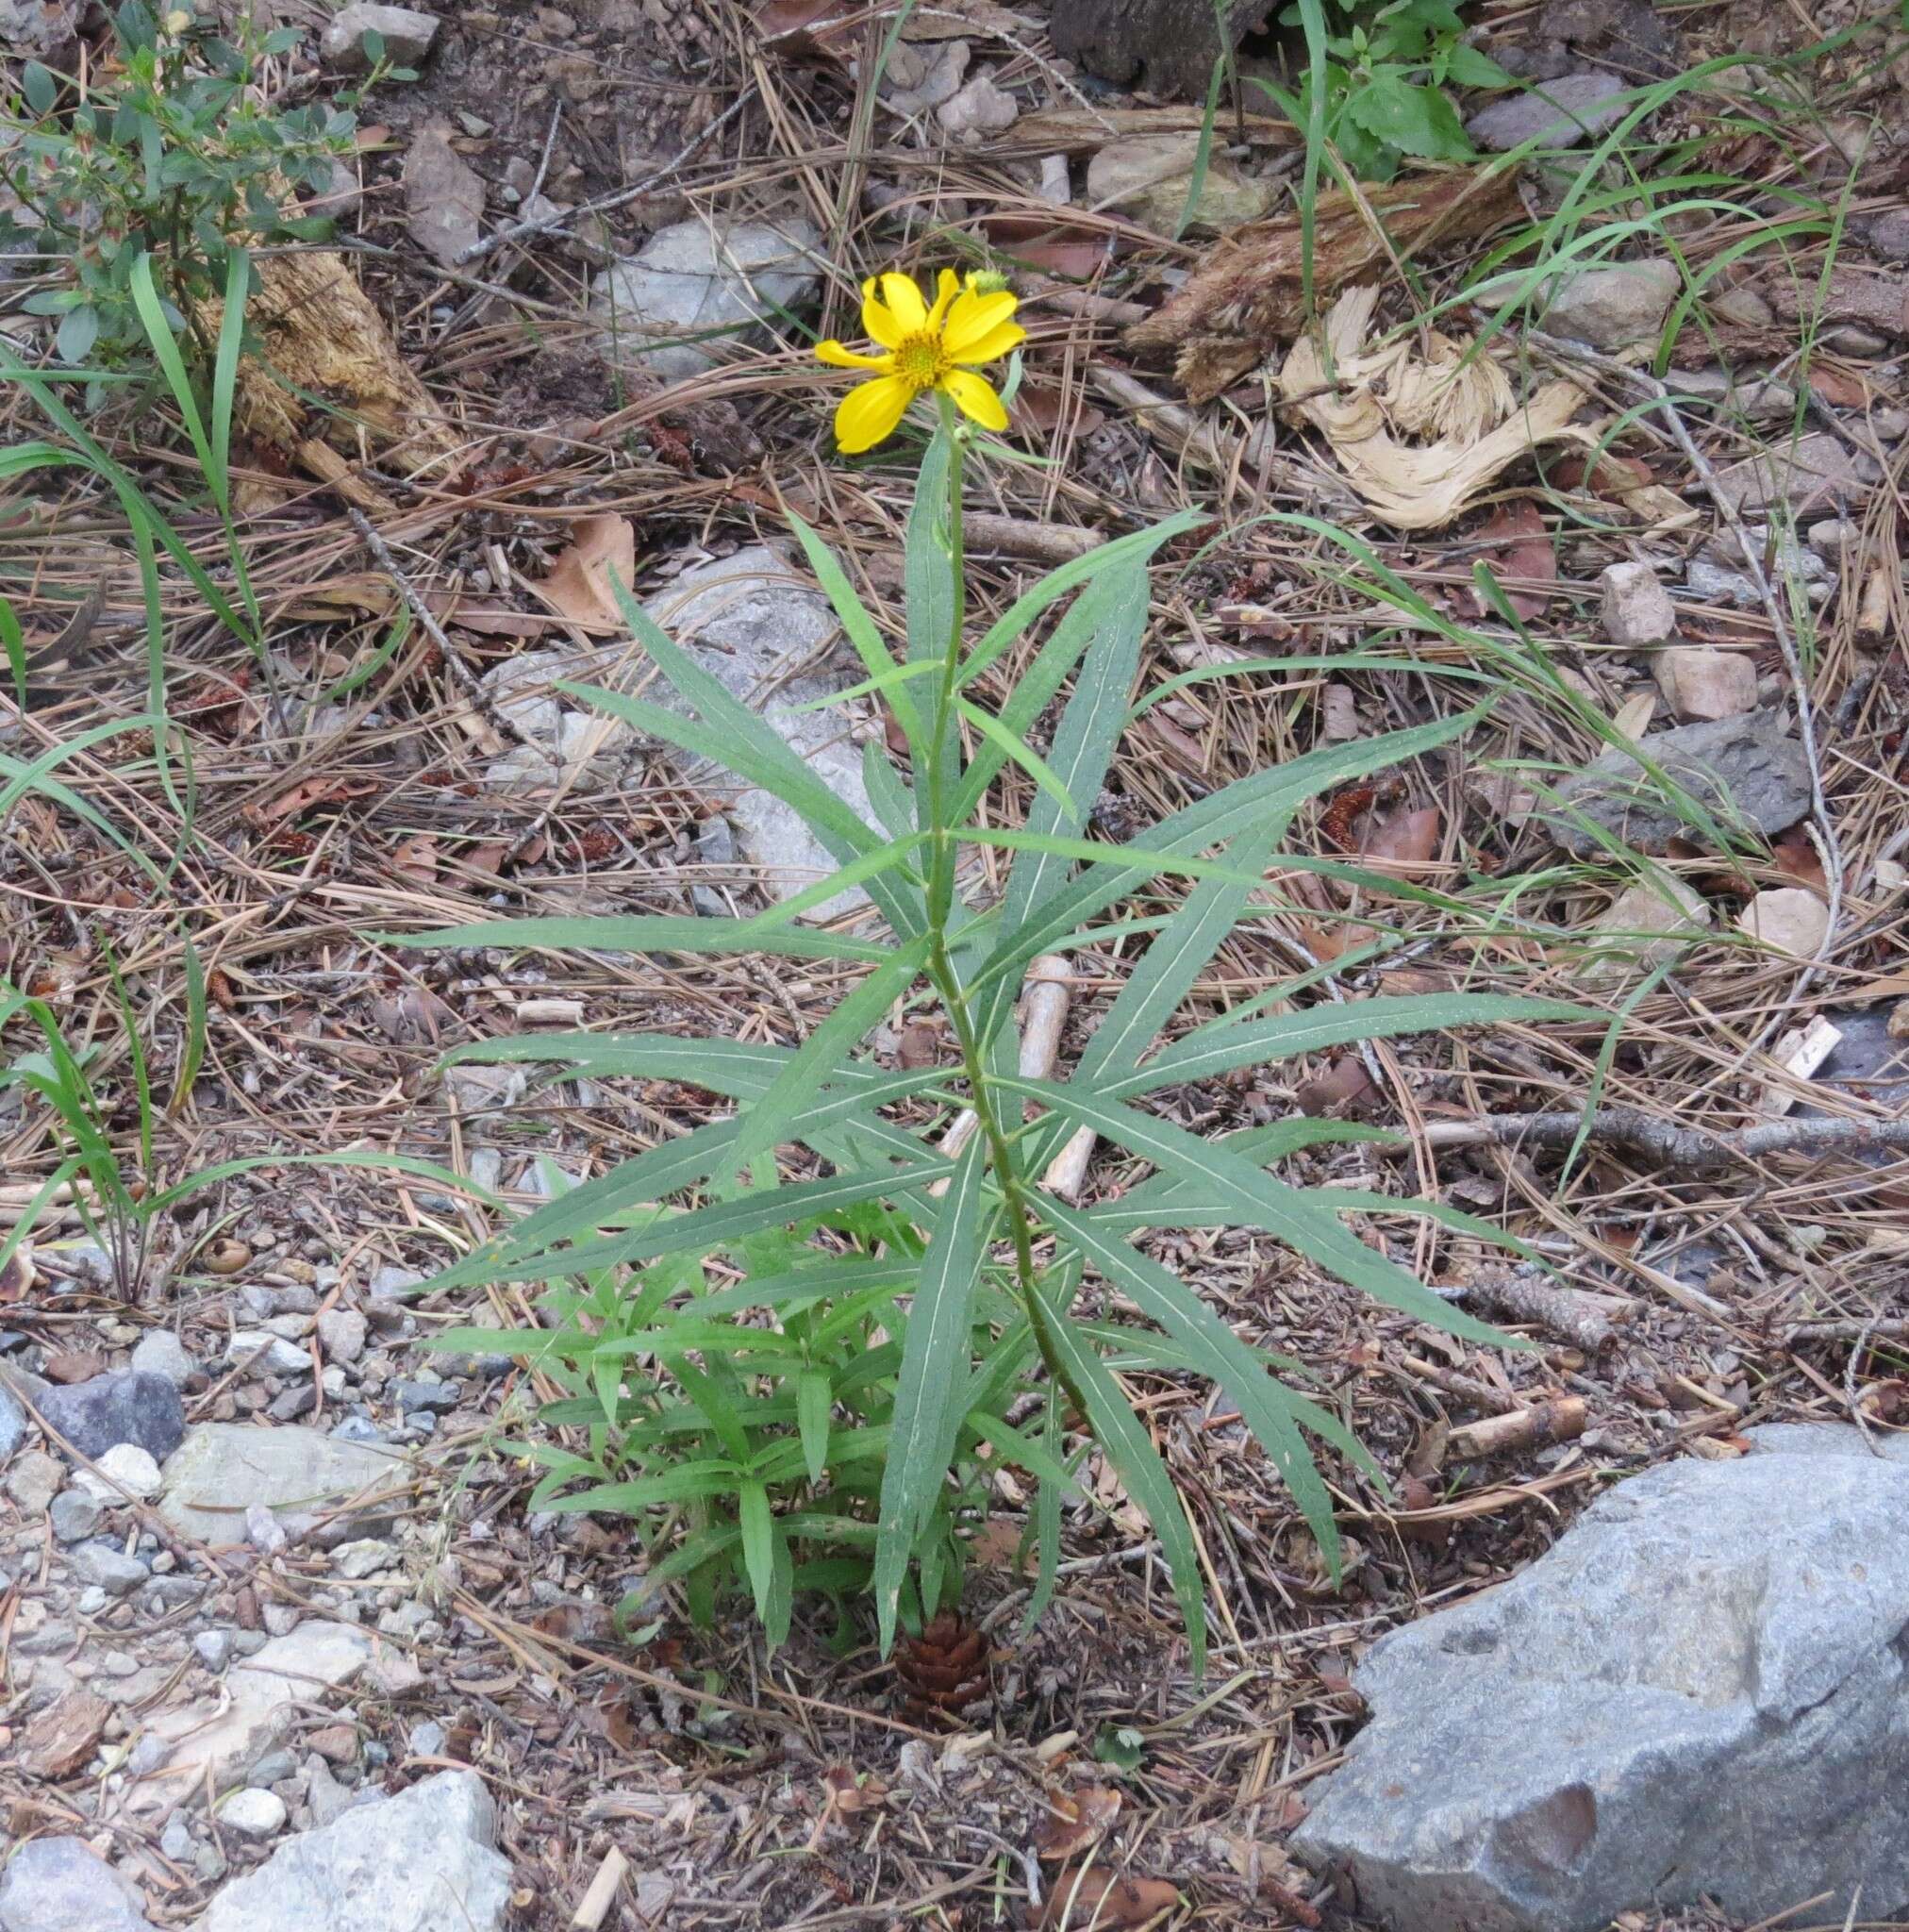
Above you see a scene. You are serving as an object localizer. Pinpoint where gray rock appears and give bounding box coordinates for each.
[0,1378,24,1461]
[194,1630,232,1671]
[315,1309,367,1365]
[320,2,440,71]
[138,1624,374,1810]
[39,1370,184,1461]
[1867,208,1909,261]
[224,1332,309,1377]
[1743,1421,1909,1463]
[69,1540,149,1597]
[1671,367,1797,423]
[128,1330,194,1388]
[0,1838,158,1932]
[49,1488,102,1541]
[1549,708,1811,857]
[1685,558,1761,608]
[158,1424,404,1544]
[1466,71,1628,149]
[390,1378,458,1413]
[1714,430,1882,518]
[1292,1447,1909,1931]
[1540,258,1680,350]
[334,1539,399,1580]
[218,1788,288,1840]
[5,1446,61,1514]
[1597,559,1674,648]
[192,1769,510,1932]
[591,216,822,384]
[642,547,883,916]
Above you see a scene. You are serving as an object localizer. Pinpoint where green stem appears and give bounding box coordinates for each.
[918,392,1081,1411]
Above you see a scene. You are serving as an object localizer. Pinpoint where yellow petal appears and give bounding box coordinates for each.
[941,289,1018,358]
[940,369,1007,433]
[861,279,905,350]
[836,373,917,453]
[816,339,892,370]
[950,320,1026,366]
[877,271,930,333]
[926,267,961,330]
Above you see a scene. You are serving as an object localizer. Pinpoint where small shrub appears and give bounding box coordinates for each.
[400,272,1580,1662]
[1,1,384,390]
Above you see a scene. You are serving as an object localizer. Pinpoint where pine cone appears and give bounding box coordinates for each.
[895,1610,989,1718]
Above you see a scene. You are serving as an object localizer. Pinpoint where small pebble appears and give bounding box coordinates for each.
[261,1604,303,1638]
[334,1539,399,1580]
[245,1504,288,1556]
[49,1489,104,1542]
[75,1442,163,1503]
[219,1787,289,1839]
[193,1630,232,1671]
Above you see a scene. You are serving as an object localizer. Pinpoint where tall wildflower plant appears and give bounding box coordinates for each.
[401,271,1580,1664]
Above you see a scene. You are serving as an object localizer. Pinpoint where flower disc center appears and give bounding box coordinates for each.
[894,334,948,388]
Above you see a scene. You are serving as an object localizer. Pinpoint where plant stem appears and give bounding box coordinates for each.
[918,394,1078,1409]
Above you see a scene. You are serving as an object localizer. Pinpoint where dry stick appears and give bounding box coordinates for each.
[1783,1317,1909,1345]
[1526,329,1846,1051]
[1395,1107,1909,1172]
[454,91,757,265]
[1459,1270,1635,1355]
[570,1847,629,1932]
[1445,1396,1587,1462]
[345,508,564,778]
[932,956,1072,1195]
[960,513,1104,565]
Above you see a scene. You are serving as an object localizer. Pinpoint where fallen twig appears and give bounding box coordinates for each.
[1401,1108,1909,1172]
[1460,1271,1635,1355]
[1445,1396,1587,1461]
[934,957,1072,1192]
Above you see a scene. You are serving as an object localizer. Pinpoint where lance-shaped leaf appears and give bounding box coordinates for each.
[873,1135,993,1654]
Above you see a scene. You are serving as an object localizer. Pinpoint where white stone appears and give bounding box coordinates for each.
[1580,874,1712,985]
[133,1624,374,1811]
[191,1770,509,1932]
[314,1309,367,1365]
[590,217,822,384]
[224,1332,308,1376]
[1087,133,1278,236]
[320,2,440,71]
[1598,560,1676,648]
[334,1539,399,1580]
[128,1331,194,1388]
[218,1789,288,1839]
[158,1424,403,1544]
[75,1442,163,1503]
[1737,887,1829,958]
[1651,645,1757,722]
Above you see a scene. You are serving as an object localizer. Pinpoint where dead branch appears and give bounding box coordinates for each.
[1445,1396,1587,1461]
[1460,1271,1636,1354]
[1782,1317,1909,1346]
[1402,1108,1909,1172]
[961,514,1104,564]
[934,957,1072,1191]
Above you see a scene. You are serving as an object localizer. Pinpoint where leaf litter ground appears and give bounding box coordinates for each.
[3,0,1909,1927]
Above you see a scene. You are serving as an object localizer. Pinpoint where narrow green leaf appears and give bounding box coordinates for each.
[730,938,928,1171]
[390,912,895,964]
[954,695,1075,815]
[1044,1195,1340,1568]
[797,1369,833,1484]
[739,1479,775,1614]
[873,1135,992,1654]
[1024,1271,1206,1672]
[1003,1078,1509,1346]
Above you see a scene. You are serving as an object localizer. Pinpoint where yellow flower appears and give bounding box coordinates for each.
[815,269,1025,454]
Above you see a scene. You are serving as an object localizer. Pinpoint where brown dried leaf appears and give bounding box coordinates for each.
[896,1022,943,1070]
[1040,1868,1179,1929]
[245,774,380,827]
[755,0,855,58]
[1293,1054,1377,1117]
[539,514,638,630]
[42,1351,104,1384]
[1360,805,1442,877]
[1033,1786,1123,1860]
[23,1690,110,1780]
[1463,503,1556,620]
[403,120,485,270]
[1129,167,1524,403]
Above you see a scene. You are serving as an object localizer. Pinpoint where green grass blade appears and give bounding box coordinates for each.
[390,912,896,965]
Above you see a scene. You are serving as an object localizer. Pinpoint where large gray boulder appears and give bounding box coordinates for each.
[193,1770,510,1932]
[1292,1432,1909,1931]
